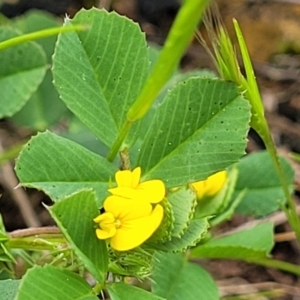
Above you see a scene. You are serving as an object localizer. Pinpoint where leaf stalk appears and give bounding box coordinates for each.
[0,25,87,51]
[108,0,211,161]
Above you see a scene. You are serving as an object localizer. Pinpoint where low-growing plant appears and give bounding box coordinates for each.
[0,0,299,299]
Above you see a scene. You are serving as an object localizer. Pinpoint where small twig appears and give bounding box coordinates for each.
[218,280,300,297]
[275,231,297,242]
[216,205,300,238]
[0,142,41,228]
[269,0,300,5]
[7,226,67,252]
[97,0,112,10]
[9,226,60,238]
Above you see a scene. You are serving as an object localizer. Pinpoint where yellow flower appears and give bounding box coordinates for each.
[191,170,227,200]
[94,167,165,251]
[108,167,165,203]
[94,196,163,251]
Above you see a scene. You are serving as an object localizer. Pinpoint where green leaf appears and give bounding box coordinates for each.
[108,282,165,300]
[235,151,294,217]
[0,214,6,236]
[61,116,109,157]
[15,131,117,204]
[157,70,217,104]
[128,70,216,166]
[0,14,9,25]
[210,189,245,227]
[191,222,274,259]
[11,11,68,130]
[152,252,218,300]
[152,218,210,252]
[15,265,97,300]
[0,27,47,118]
[167,187,197,238]
[0,244,14,263]
[52,8,149,147]
[12,71,68,130]
[150,70,217,111]
[0,279,20,300]
[0,215,14,263]
[50,190,108,283]
[138,78,250,187]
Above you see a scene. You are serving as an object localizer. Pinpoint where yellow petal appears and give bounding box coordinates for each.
[131,167,141,188]
[96,227,116,239]
[108,186,138,199]
[191,180,205,199]
[137,180,165,203]
[109,180,165,203]
[93,212,115,224]
[104,195,152,221]
[110,204,164,251]
[114,167,141,188]
[192,170,227,199]
[94,212,117,240]
[204,170,227,197]
[115,169,133,187]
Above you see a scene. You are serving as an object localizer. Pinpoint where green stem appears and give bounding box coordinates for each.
[245,257,300,276]
[223,291,283,300]
[263,124,300,243]
[92,282,106,295]
[0,25,87,51]
[233,20,300,244]
[233,20,265,118]
[191,254,300,276]
[290,152,300,163]
[7,235,67,251]
[108,0,211,161]
[107,120,132,162]
[6,227,67,251]
[127,0,210,122]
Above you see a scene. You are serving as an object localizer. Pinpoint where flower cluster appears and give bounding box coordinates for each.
[94,167,165,251]
[191,170,227,200]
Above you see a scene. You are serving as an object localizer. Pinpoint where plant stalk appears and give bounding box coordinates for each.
[6,227,67,251]
[245,257,300,276]
[107,0,211,161]
[263,125,300,243]
[233,20,300,243]
[0,25,87,51]
[107,120,132,162]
